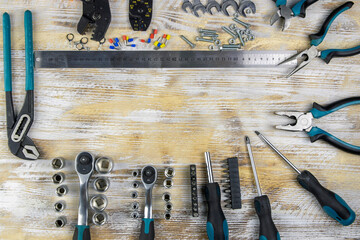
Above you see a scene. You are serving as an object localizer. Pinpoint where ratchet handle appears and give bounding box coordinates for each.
[297,170,356,226]
[139,218,155,240]
[73,225,91,240]
[24,10,34,91]
[273,0,287,7]
[291,0,318,18]
[307,127,360,154]
[320,45,360,64]
[254,195,281,240]
[310,97,360,118]
[3,12,12,92]
[309,2,353,46]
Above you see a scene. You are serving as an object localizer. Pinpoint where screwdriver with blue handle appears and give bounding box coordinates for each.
[204,152,229,240]
[256,131,356,226]
[245,136,280,240]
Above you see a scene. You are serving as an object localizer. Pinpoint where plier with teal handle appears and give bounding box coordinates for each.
[280,1,360,77]
[270,0,319,31]
[275,97,360,155]
[2,11,39,160]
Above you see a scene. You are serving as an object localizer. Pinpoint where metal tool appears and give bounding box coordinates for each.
[192,0,207,17]
[56,185,68,197]
[180,35,196,49]
[129,0,153,31]
[275,97,360,154]
[73,152,95,240]
[164,167,175,178]
[90,194,108,212]
[77,0,111,41]
[34,51,297,68]
[238,0,256,17]
[256,131,356,226]
[3,11,39,160]
[221,0,238,16]
[55,216,67,228]
[245,136,280,240]
[95,157,113,174]
[93,177,110,192]
[140,166,157,240]
[206,0,221,14]
[222,157,241,209]
[52,172,65,184]
[279,2,360,77]
[52,157,65,170]
[54,201,66,212]
[270,0,318,31]
[182,0,193,12]
[162,192,172,202]
[163,178,173,189]
[92,212,108,226]
[190,164,199,217]
[204,152,229,240]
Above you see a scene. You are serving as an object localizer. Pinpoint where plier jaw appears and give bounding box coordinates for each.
[275,111,314,132]
[270,5,293,31]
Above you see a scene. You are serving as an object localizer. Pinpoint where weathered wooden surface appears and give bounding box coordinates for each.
[0,0,360,239]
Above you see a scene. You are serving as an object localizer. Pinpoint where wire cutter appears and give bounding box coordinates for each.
[275,97,360,155]
[2,11,39,160]
[270,0,318,31]
[280,1,360,78]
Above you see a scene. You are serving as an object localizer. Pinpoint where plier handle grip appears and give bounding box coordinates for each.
[276,97,360,155]
[3,11,39,160]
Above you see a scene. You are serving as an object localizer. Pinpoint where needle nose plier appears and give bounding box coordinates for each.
[2,11,39,160]
[270,0,318,31]
[275,97,360,155]
[280,1,360,77]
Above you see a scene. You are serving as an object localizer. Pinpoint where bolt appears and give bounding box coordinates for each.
[198,28,217,34]
[180,35,196,49]
[195,37,215,43]
[233,18,251,29]
[235,29,245,46]
[220,44,242,51]
[221,26,237,38]
[200,32,219,38]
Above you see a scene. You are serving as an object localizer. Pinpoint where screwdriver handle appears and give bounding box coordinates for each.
[73,225,91,240]
[254,195,281,240]
[205,183,229,240]
[139,218,155,240]
[297,170,356,226]
[291,0,318,18]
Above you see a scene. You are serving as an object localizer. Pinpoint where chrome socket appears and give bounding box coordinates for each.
[52,157,65,170]
[93,177,110,192]
[90,194,108,212]
[55,216,67,228]
[162,192,172,202]
[164,167,175,178]
[163,179,173,189]
[165,202,173,211]
[92,212,108,226]
[131,211,140,219]
[52,172,65,184]
[164,212,172,220]
[54,201,66,212]
[131,201,140,210]
[131,191,138,199]
[132,181,140,189]
[56,185,68,197]
[132,169,140,177]
[95,157,113,174]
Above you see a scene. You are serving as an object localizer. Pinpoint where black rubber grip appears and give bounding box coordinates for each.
[139,219,155,240]
[312,97,360,113]
[254,195,280,240]
[294,0,319,18]
[297,170,355,226]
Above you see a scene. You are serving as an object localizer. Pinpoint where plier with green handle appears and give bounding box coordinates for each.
[275,97,360,155]
[270,0,319,31]
[2,11,39,160]
[280,1,360,77]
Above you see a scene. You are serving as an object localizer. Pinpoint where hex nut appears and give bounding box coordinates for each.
[131,212,140,219]
[162,192,171,202]
[54,201,66,212]
[52,172,65,184]
[92,212,108,226]
[164,212,172,220]
[165,202,173,211]
[163,179,173,189]
[90,195,108,212]
[95,157,113,174]
[164,167,175,178]
[55,216,67,228]
[52,157,65,170]
[93,177,110,192]
[131,191,138,199]
[131,201,140,210]
[56,185,68,197]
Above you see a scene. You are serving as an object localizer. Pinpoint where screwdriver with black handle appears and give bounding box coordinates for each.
[245,136,281,240]
[256,131,356,226]
[204,152,229,240]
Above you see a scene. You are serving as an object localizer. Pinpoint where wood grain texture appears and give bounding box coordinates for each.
[0,0,360,239]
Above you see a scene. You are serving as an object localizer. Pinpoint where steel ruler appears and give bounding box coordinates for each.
[34,50,297,68]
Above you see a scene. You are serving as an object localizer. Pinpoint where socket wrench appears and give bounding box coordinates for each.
[73,152,94,240]
[139,165,157,240]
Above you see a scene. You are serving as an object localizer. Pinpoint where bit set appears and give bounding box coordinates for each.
[222,157,242,209]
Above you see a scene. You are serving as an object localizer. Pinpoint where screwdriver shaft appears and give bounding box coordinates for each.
[255,131,301,175]
[205,152,214,183]
[245,136,262,196]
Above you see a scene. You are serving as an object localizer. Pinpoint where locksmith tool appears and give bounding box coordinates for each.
[221,0,239,16]
[270,0,318,31]
[206,0,222,15]
[280,2,360,77]
[129,0,153,31]
[140,166,157,240]
[276,97,360,154]
[256,131,356,226]
[3,11,39,160]
[222,157,241,209]
[77,0,111,41]
[238,0,256,17]
[245,136,280,240]
[73,152,95,240]
[204,152,229,240]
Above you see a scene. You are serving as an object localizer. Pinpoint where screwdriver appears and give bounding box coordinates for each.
[204,152,229,240]
[255,131,356,226]
[245,136,281,240]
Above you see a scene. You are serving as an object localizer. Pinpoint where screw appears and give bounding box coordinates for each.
[220,44,242,51]
[198,28,217,34]
[233,18,251,29]
[200,32,219,38]
[180,35,196,49]
[221,26,237,38]
[195,37,215,43]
